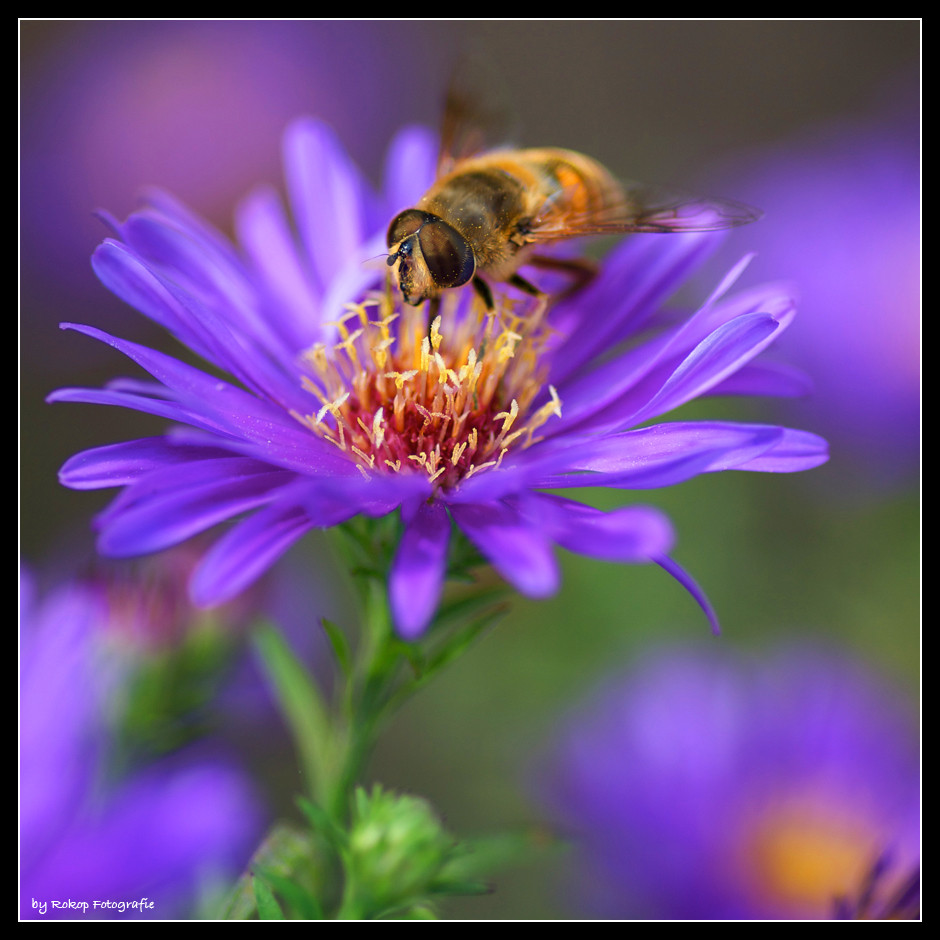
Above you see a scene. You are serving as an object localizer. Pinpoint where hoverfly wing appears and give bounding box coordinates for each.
[438,85,491,176]
[437,59,515,177]
[616,180,763,233]
[526,179,762,240]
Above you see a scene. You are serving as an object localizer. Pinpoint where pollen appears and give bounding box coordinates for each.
[293,287,561,491]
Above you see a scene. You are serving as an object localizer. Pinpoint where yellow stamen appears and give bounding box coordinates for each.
[296,288,561,490]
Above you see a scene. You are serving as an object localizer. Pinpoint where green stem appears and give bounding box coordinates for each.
[325,575,398,822]
[252,622,335,807]
[246,517,511,918]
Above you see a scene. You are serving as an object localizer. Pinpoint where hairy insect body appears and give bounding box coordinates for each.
[385,125,759,313]
[418,148,621,283]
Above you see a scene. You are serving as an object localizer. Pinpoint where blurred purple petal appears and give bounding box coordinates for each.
[706,359,813,399]
[284,118,374,293]
[20,568,263,919]
[235,184,323,348]
[381,124,439,218]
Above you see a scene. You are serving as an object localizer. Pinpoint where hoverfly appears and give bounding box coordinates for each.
[386,85,761,319]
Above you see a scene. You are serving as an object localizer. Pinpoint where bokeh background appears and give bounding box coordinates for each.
[21,20,919,919]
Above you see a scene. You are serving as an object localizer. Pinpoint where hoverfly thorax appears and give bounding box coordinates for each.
[387,209,475,305]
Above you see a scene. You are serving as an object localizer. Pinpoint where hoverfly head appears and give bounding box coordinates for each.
[387,209,475,304]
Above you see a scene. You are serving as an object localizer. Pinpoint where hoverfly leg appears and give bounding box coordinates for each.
[471,276,495,309]
[506,272,544,298]
[507,273,550,326]
[529,254,598,300]
[426,296,442,340]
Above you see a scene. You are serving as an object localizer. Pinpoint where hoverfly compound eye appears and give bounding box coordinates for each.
[387,209,433,249]
[418,220,475,289]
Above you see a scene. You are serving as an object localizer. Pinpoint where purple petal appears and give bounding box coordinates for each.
[132,186,246,267]
[698,251,757,309]
[381,124,438,219]
[118,209,301,370]
[58,438,235,489]
[389,500,452,639]
[315,231,388,329]
[300,468,433,521]
[51,381,347,480]
[705,359,813,399]
[563,312,787,440]
[654,554,721,635]
[451,501,559,598]
[545,328,677,438]
[24,758,261,912]
[91,238,219,365]
[20,580,107,863]
[53,323,352,476]
[546,282,797,440]
[283,118,374,293]
[235,184,322,348]
[92,241,306,409]
[56,321,276,424]
[537,422,789,489]
[520,493,675,561]
[49,383,226,444]
[678,279,797,351]
[548,232,720,386]
[190,497,315,607]
[94,458,296,556]
[730,426,830,472]
[626,312,789,426]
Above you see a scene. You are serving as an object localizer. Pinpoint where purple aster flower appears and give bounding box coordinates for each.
[50,118,828,639]
[538,644,920,920]
[708,102,919,489]
[21,21,404,316]
[20,567,263,920]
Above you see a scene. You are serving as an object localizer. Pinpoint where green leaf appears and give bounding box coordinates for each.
[431,585,512,634]
[218,823,322,919]
[252,874,285,920]
[428,878,491,897]
[320,617,353,679]
[388,602,507,712]
[425,603,506,674]
[394,904,438,919]
[254,866,324,920]
[296,795,349,856]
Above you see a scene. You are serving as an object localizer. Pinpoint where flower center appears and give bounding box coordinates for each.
[293,289,561,490]
[734,787,890,917]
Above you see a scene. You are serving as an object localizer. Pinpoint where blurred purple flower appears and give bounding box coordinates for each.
[20,567,263,920]
[712,108,919,489]
[49,118,828,639]
[539,644,920,919]
[21,21,409,308]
